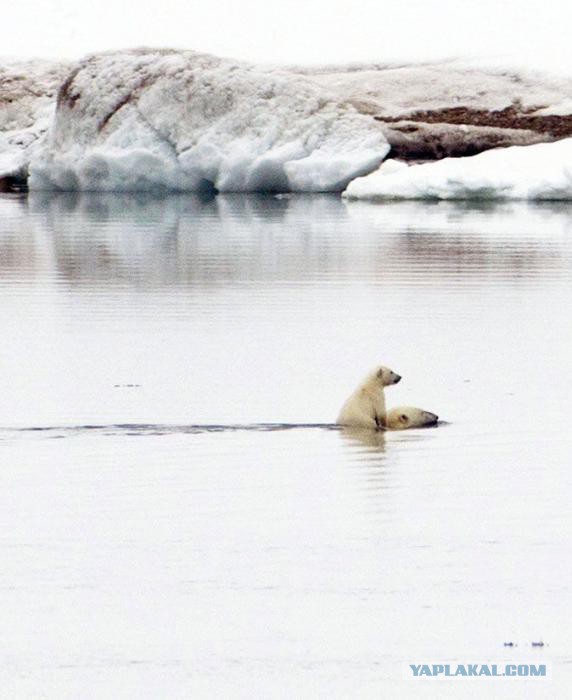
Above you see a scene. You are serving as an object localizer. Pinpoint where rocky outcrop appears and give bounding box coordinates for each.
[379,120,551,160]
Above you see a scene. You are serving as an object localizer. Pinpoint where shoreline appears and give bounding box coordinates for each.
[2,51,572,193]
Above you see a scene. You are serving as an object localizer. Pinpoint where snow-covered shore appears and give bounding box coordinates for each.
[1,50,572,196]
[343,140,572,201]
[304,60,572,160]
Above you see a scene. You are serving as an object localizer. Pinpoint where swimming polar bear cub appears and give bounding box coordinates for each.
[337,365,401,429]
[386,406,439,430]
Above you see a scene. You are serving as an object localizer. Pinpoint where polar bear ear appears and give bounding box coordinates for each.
[376,368,384,379]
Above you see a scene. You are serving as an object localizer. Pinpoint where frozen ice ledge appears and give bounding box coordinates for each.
[343,139,572,201]
[1,49,572,196]
[17,49,389,193]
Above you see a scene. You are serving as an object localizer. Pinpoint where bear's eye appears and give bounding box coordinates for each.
[400,414,408,422]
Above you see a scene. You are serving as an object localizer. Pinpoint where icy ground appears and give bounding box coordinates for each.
[302,59,572,118]
[305,59,572,160]
[343,139,572,201]
[0,59,68,189]
[29,49,389,193]
[1,50,572,196]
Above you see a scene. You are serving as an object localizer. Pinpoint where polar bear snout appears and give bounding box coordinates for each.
[375,366,401,387]
[424,411,439,425]
[384,370,401,385]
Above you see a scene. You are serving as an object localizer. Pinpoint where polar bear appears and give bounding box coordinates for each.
[386,406,439,429]
[336,365,401,428]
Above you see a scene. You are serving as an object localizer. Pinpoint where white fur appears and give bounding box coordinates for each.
[386,406,439,430]
[336,365,401,428]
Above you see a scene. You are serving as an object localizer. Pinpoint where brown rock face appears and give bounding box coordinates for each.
[379,120,553,160]
[395,105,572,138]
[375,106,572,160]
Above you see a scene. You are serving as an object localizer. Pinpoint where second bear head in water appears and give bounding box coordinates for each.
[385,406,439,429]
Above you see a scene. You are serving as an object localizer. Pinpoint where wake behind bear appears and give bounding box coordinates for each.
[336,365,438,430]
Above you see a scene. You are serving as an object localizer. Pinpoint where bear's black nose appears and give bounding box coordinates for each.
[394,374,402,383]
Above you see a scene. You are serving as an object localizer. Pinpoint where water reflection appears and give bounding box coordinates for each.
[1,192,571,287]
[338,425,387,451]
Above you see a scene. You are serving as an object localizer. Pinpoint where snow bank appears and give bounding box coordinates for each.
[302,59,572,118]
[29,49,388,193]
[0,59,69,188]
[343,139,572,201]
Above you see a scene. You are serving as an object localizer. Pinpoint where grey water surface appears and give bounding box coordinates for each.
[1,192,571,699]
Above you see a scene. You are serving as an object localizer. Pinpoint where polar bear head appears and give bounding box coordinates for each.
[371,365,402,387]
[386,406,439,430]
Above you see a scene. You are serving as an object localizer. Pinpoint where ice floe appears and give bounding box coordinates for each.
[28,49,388,193]
[343,139,572,201]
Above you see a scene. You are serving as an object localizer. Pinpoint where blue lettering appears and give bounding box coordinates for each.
[409,661,546,678]
[530,665,546,677]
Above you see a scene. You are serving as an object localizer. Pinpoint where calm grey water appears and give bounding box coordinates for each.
[1,192,571,699]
